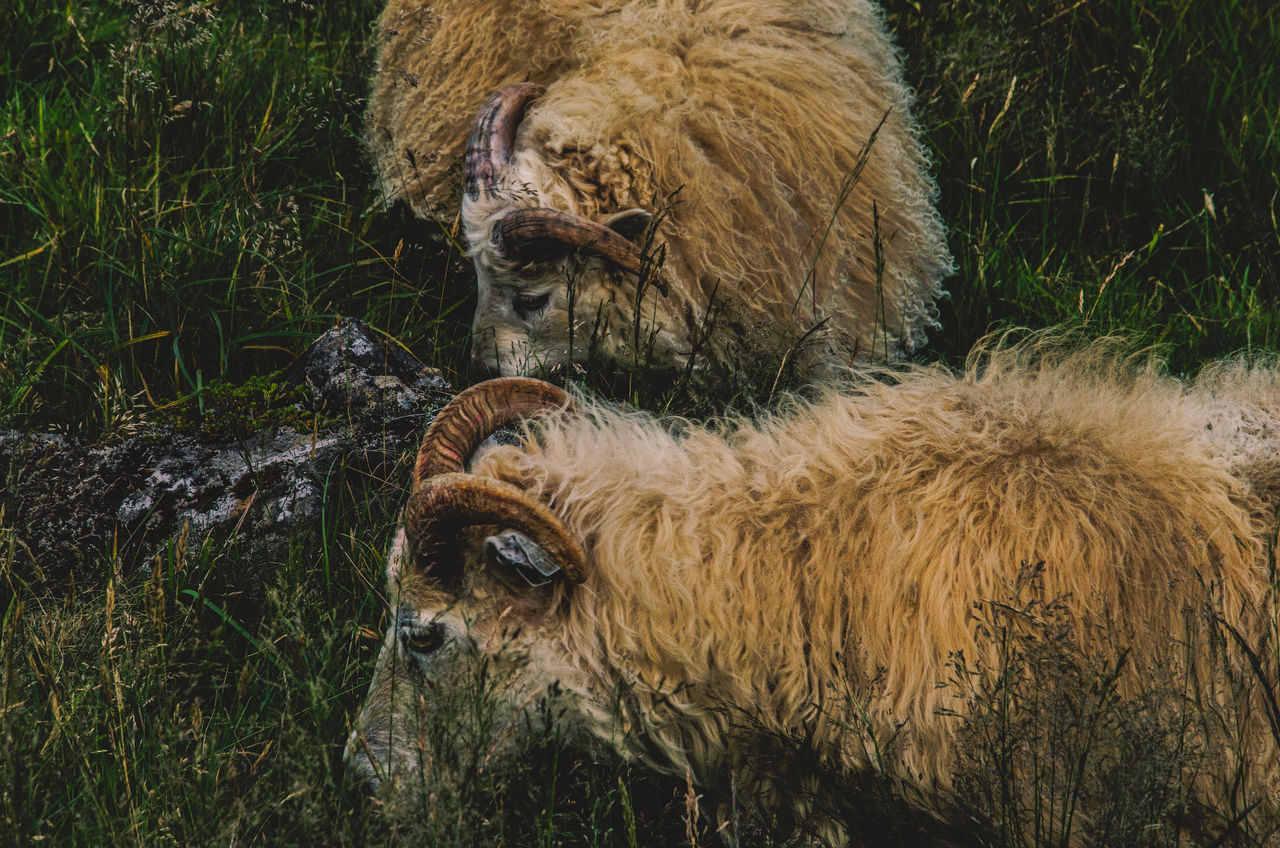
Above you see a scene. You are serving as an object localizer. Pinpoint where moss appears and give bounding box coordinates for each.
[158,374,320,439]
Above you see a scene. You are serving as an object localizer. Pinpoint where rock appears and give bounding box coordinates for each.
[285,316,448,424]
[0,319,453,588]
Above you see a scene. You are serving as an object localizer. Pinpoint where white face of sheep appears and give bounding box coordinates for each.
[343,530,569,799]
[459,84,668,378]
[344,378,590,800]
[467,206,656,378]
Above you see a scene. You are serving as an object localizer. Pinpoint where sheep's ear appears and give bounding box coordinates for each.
[602,208,653,244]
[484,529,563,587]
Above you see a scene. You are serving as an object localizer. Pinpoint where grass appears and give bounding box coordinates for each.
[1,0,1278,844]
[884,0,1280,368]
[0,0,472,437]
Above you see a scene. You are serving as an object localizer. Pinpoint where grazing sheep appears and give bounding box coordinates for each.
[367,0,953,377]
[345,339,1280,841]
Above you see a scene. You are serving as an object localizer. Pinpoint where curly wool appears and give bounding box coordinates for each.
[1189,353,1280,511]
[472,338,1277,811]
[368,0,953,361]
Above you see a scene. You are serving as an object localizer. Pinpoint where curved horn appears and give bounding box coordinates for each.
[464,82,546,200]
[494,208,645,276]
[413,377,572,488]
[404,472,587,583]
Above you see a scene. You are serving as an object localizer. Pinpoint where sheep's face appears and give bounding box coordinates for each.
[458,84,685,378]
[466,207,682,378]
[469,252,622,378]
[344,526,586,801]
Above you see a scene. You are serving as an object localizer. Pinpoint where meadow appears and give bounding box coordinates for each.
[2,0,1277,844]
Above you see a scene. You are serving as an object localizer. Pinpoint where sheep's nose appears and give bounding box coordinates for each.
[344,751,382,799]
[344,729,381,797]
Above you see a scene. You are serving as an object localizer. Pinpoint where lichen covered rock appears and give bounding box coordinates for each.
[0,319,452,587]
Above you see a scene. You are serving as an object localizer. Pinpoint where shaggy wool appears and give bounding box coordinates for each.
[350,338,1280,841]
[367,0,953,366]
[471,339,1277,808]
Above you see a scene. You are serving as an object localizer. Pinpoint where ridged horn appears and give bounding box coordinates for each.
[464,82,546,200]
[412,377,572,489]
[494,207,645,276]
[404,472,587,583]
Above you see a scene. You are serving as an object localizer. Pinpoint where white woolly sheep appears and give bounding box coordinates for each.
[345,340,1280,841]
[367,0,953,377]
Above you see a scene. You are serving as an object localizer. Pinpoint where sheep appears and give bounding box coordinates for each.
[344,339,1280,841]
[366,0,953,378]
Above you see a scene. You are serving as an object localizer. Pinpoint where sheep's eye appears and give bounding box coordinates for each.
[513,291,551,319]
[400,623,444,657]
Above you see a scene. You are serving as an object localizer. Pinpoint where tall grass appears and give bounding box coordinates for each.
[2,0,1278,844]
[883,0,1280,369]
[0,0,470,436]
[0,468,697,846]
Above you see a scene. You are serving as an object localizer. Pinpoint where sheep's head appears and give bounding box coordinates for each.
[461,84,678,377]
[344,378,591,799]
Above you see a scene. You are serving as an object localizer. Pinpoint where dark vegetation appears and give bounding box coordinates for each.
[2,0,1277,844]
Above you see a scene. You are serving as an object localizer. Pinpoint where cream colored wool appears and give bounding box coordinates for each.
[348,339,1280,838]
[1189,354,1280,512]
[367,0,953,373]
